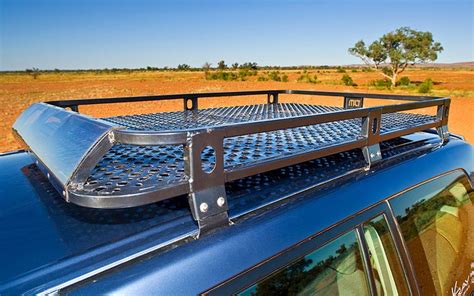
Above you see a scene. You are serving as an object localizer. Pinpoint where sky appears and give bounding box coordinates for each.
[0,0,473,70]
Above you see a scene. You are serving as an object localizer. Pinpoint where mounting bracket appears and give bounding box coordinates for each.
[362,109,382,168]
[184,130,229,236]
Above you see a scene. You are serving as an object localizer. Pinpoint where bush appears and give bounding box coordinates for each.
[369,79,392,89]
[418,78,433,93]
[397,76,411,86]
[351,68,358,72]
[205,71,237,81]
[341,74,356,86]
[297,71,318,83]
[268,71,282,81]
[239,68,257,77]
[256,71,288,82]
[205,69,254,81]
[336,66,346,73]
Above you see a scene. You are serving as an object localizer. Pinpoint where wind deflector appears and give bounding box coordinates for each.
[13,103,117,199]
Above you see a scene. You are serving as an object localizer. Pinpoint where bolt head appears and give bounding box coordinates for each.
[370,153,375,158]
[217,196,225,207]
[199,202,209,213]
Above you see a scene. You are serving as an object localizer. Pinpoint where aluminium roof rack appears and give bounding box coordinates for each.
[13,90,450,234]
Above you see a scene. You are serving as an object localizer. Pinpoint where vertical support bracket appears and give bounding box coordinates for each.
[436,99,450,143]
[70,105,79,112]
[267,93,279,104]
[362,109,382,168]
[184,130,229,236]
[184,96,199,111]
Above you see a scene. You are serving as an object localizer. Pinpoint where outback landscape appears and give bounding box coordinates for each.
[0,64,473,153]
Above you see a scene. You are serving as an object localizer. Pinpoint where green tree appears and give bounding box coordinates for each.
[240,62,258,70]
[349,27,443,86]
[217,60,227,70]
[177,64,191,71]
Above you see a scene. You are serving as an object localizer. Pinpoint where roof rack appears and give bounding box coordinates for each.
[13,90,450,234]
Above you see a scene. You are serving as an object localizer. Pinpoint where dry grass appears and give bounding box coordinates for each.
[1,68,473,153]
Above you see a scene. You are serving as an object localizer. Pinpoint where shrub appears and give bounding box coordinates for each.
[268,71,282,81]
[397,76,411,86]
[297,71,318,83]
[341,74,356,86]
[256,71,288,82]
[351,68,358,72]
[369,79,392,89]
[336,66,346,73]
[418,78,433,93]
[205,71,237,81]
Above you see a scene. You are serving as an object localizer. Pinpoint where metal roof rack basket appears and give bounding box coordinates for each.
[13,90,450,232]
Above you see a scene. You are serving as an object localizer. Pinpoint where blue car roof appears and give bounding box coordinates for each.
[1,134,473,294]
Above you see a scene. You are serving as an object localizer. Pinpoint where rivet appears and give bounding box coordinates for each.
[47,173,50,179]
[370,153,375,158]
[200,202,209,213]
[217,196,225,207]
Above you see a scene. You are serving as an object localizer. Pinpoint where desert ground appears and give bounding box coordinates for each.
[0,67,473,153]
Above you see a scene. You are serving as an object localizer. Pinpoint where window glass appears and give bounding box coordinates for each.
[390,172,474,295]
[237,230,369,296]
[363,215,410,295]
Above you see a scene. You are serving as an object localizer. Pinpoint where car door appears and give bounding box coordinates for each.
[206,170,473,296]
[206,202,413,295]
[389,170,474,296]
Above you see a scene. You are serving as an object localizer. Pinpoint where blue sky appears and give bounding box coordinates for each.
[0,0,472,70]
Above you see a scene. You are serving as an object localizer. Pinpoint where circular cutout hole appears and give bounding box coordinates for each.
[201,146,216,174]
[372,117,378,135]
[186,99,194,110]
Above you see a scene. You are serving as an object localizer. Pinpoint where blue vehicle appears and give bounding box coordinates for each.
[1,90,473,295]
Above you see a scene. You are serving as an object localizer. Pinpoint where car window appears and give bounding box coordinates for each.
[363,215,410,295]
[236,230,370,296]
[389,172,474,295]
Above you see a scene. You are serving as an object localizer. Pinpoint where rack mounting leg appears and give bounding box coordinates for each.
[185,131,230,237]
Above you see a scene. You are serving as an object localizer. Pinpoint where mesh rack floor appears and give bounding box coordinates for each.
[74,103,436,197]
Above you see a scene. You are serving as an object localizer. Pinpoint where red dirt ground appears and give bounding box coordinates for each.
[0,69,472,153]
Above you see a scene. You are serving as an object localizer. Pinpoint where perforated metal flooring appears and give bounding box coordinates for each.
[73,103,436,197]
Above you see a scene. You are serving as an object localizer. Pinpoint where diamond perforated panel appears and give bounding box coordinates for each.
[72,103,436,200]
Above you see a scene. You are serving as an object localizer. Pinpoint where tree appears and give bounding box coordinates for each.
[217,60,227,70]
[26,67,40,79]
[177,64,190,70]
[202,62,212,72]
[349,27,443,86]
[231,62,239,70]
[240,62,258,70]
